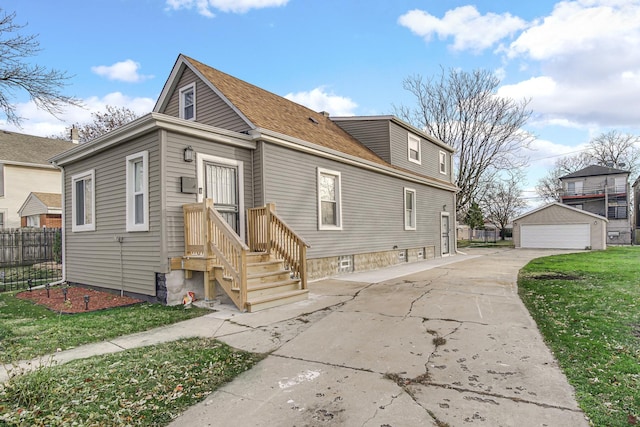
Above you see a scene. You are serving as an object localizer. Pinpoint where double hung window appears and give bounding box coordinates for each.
[318,168,342,230]
[126,151,149,231]
[72,170,95,232]
[179,83,196,120]
[404,188,416,230]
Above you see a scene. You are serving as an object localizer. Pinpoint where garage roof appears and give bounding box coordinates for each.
[513,202,608,223]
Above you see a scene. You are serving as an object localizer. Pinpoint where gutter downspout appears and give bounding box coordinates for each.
[51,160,66,285]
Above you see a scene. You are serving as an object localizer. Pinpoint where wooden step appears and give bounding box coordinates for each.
[246,259,284,275]
[246,252,270,263]
[247,278,302,299]
[247,269,292,286]
[245,289,309,312]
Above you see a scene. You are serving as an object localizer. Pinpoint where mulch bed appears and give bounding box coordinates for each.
[16,285,143,314]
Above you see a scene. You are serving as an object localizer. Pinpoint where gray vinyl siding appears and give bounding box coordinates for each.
[389,122,450,180]
[253,142,265,207]
[164,131,254,258]
[334,120,391,162]
[162,68,250,133]
[20,198,46,217]
[63,131,162,296]
[261,143,455,259]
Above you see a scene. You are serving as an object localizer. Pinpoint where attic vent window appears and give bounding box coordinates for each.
[309,117,319,124]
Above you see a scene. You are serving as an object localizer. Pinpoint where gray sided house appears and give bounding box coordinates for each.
[559,165,631,245]
[50,54,457,311]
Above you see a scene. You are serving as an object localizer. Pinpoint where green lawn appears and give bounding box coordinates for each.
[518,247,640,426]
[0,291,209,363]
[0,338,263,426]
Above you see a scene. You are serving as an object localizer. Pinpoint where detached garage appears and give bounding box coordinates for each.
[513,203,607,250]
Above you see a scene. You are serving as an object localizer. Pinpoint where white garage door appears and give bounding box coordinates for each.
[521,224,590,249]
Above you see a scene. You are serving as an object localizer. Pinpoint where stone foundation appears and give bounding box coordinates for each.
[307,246,436,281]
[162,245,438,304]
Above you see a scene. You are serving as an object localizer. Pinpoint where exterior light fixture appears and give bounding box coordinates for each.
[84,295,90,310]
[62,287,68,301]
[46,283,51,298]
[184,146,195,162]
[28,279,33,291]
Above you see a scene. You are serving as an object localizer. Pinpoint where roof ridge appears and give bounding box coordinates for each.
[183,55,389,167]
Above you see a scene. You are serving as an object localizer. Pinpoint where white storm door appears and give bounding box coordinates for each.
[441,213,450,255]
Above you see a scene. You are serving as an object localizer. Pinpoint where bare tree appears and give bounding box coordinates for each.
[535,154,591,202]
[64,105,139,143]
[536,131,639,202]
[0,9,79,125]
[481,173,528,240]
[585,130,640,175]
[395,67,534,215]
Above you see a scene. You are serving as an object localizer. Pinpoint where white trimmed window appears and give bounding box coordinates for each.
[404,188,417,230]
[126,151,149,232]
[179,83,196,120]
[27,215,40,227]
[439,151,447,175]
[408,134,421,164]
[318,168,342,230]
[71,170,95,232]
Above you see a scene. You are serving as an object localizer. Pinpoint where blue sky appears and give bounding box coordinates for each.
[4,0,640,207]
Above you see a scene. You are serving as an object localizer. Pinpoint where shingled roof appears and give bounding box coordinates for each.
[560,164,630,179]
[31,192,62,209]
[183,56,391,168]
[0,130,76,166]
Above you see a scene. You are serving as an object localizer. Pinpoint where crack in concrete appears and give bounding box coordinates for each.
[270,353,376,374]
[425,381,585,413]
[360,393,400,427]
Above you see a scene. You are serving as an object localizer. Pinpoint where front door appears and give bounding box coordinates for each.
[205,162,240,234]
[441,213,450,256]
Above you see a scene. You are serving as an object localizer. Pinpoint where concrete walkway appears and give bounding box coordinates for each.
[2,248,589,426]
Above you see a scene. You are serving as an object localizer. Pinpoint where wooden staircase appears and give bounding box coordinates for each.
[243,252,308,311]
[173,200,310,313]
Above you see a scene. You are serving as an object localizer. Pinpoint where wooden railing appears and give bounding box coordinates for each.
[247,203,310,289]
[183,200,249,305]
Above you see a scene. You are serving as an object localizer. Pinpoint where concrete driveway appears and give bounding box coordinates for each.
[170,248,589,426]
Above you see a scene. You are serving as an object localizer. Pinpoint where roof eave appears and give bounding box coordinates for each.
[0,160,56,169]
[51,113,256,166]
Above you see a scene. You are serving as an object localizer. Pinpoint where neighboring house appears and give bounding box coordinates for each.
[0,131,76,228]
[18,192,62,228]
[559,165,631,245]
[50,54,458,311]
[513,202,607,250]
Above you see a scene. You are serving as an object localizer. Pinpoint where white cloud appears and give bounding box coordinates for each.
[494,0,640,129]
[165,0,289,17]
[284,87,358,116]
[1,93,155,138]
[398,6,527,51]
[507,0,640,61]
[91,60,153,83]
